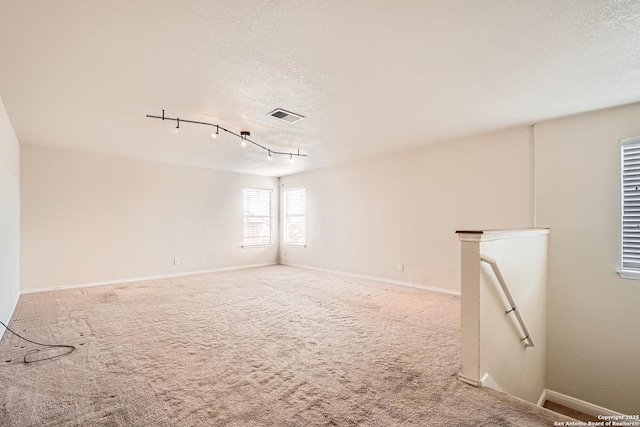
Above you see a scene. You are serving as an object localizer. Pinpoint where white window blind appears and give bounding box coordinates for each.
[284,188,305,245]
[621,138,640,273]
[243,188,272,246]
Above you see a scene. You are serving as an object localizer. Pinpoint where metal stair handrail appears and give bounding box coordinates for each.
[480,254,535,348]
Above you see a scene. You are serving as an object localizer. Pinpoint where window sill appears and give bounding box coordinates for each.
[283,243,306,248]
[617,269,640,280]
[242,244,274,249]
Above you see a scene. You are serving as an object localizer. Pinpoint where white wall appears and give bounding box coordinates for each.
[21,145,278,291]
[457,230,548,404]
[536,104,640,415]
[280,127,534,292]
[281,102,640,414]
[478,232,548,404]
[0,96,20,337]
[16,101,640,412]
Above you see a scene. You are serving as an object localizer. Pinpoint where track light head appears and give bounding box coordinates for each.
[171,117,180,133]
[268,150,273,161]
[211,125,219,139]
[240,131,250,147]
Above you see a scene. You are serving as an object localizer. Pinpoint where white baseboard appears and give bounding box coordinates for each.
[280,262,461,296]
[0,291,20,341]
[457,374,481,387]
[543,389,624,417]
[536,389,547,407]
[479,373,504,392]
[20,263,278,294]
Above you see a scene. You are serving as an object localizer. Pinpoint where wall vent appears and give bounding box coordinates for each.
[267,108,305,123]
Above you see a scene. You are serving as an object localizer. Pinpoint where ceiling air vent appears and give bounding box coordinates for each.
[267,108,305,123]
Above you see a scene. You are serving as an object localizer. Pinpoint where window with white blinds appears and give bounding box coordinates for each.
[284,188,305,245]
[243,188,272,246]
[621,137,640,275]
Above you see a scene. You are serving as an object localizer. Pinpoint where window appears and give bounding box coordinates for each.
[620,137,640,278]
[243,188,272,246]
[284,188,305,245]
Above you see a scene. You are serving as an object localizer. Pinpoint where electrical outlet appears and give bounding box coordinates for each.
[174,258,180,265]
[398,263,404,271]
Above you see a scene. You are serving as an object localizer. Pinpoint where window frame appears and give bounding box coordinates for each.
[283,187,306,247]
[619,136,640,279]
[242,187,273,248]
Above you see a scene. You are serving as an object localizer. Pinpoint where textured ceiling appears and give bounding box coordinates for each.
[1,1,640,177]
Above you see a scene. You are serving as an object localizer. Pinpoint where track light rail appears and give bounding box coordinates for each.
[146,110,307,158]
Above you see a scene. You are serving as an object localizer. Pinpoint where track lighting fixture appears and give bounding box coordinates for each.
[171,117,180,133]
[147,109,307,161]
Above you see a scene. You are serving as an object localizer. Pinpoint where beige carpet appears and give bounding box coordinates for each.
[0,265,570,426]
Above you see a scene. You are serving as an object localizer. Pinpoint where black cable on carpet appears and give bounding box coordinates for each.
[0,320,75,363]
